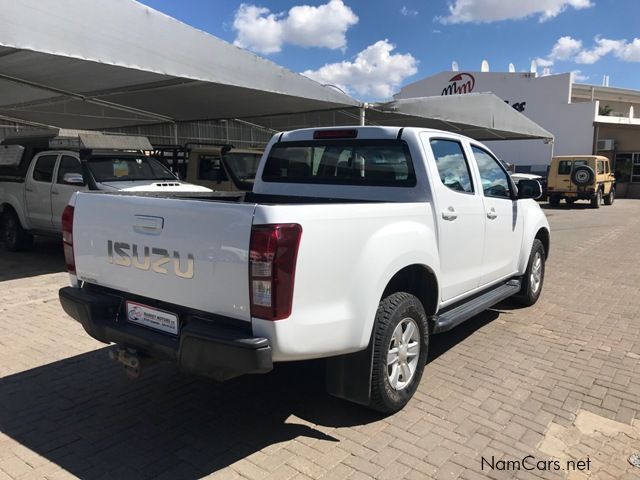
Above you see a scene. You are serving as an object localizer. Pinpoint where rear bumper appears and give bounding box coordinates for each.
[549,190,595,199]
[59,286,273,381]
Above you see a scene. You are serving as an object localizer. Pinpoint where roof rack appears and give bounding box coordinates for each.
[2,128,152,151]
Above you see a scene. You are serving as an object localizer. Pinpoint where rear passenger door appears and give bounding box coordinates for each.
[51,154,87,230]
[422,135,485,302]
[470,145,523,286]
[25,153,58,230]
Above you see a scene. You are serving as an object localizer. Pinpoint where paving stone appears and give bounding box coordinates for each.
[2,203,640,479]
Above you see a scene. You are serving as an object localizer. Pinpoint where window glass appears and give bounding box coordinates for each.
[472,146,511,199]
[605,161,610,174]
[262,140,416,186]
[429,139,474,193]
[198,155,229,182]
[222,152,261,181]
[57,156,85,185]
[597,161,605,175]
[615,154,632,182]
[86,156,175,182]
[32,155,57,183]
[558,161,572,175]
[558,159,588,175]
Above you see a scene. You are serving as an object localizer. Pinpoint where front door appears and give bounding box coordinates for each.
[422,135,485,302]
[471,145,523,286]
[25,153,58,230]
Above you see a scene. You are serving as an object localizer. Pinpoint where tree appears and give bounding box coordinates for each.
[599,104,613,116]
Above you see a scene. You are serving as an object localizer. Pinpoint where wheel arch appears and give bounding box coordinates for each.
[535,227,550,259]
[381,264,439,317]
[0,201,28,229]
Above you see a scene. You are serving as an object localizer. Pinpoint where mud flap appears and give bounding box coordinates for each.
[325,343,374,406]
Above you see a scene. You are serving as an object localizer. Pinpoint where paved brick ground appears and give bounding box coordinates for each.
[1,201,639,480]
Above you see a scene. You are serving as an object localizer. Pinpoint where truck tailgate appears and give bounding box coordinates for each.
[73,193,256,322]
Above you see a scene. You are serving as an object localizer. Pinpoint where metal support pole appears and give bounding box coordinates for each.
[359,105,366,126]
[172,122,179,145]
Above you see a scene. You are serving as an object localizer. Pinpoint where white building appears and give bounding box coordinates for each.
[395,70,640,196]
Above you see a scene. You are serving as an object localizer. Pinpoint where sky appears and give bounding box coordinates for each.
[138,0,640,101]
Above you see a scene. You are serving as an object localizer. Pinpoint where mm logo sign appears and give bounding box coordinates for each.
[441,73,475,96]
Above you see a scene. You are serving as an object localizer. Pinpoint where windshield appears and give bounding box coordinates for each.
[224,152,262,182]
[87,156,176,182]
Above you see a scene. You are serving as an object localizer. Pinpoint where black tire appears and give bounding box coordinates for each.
[549,195,560,207]
[565,198,575,205]
[572,165,595,186]
[1,209,34,251]
[591,189,602,209]
[513,239,546,307]
[369,292,429,414]
[604,187,615,206]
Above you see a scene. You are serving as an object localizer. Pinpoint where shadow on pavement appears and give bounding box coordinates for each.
[0,349,382,479]
[0,305,503,479]
[428,309,500,363]
[0,237,65,281]
[540,202,594,211]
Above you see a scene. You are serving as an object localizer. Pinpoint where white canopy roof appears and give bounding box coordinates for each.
[370,94,554,140]
[0,0,359,129]
[0,0,552,142]
[246,94,554,141]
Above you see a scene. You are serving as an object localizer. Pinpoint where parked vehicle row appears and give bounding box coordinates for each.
[59,126,550,413]
[0,129,211,250]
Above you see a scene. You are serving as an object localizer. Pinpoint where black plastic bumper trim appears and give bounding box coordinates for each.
[59,286,273,381]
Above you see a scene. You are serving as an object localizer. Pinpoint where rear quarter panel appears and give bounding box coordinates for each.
[251,202,440,361]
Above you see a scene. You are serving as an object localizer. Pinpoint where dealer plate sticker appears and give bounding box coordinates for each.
[126,301,179,335]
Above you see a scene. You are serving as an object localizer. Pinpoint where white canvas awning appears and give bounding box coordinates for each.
[0,0,359,130]
[246,93,554,142]
[371,94,554,140]
[0,1,552,143]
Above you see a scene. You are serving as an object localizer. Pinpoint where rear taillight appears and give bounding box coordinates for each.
[61,205,75,273]
[249,224,302,320]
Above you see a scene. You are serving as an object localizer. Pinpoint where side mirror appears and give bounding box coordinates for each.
[63,173,85,185]
[517,179,542,200]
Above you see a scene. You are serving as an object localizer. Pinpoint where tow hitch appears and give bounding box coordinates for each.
[108,346,144,379]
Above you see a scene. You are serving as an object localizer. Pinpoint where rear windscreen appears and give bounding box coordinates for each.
[558,160,588,175]
[262,139,416,187]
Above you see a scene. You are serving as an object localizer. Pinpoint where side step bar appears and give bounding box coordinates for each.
[432,279,521,334]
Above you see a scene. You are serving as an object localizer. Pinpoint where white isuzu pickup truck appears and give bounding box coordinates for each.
[59,126,550,413]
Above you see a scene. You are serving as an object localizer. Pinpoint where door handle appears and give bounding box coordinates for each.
[133,215,164,234]
[486,208,497,220]
[441,206,457,221]
[25,187,33,192]
[51,190,59,195]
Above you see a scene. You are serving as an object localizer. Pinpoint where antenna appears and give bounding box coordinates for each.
[508,63,515,73]
[530,60,537,74]
[451,61,459,72]
[481,59,489,72]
